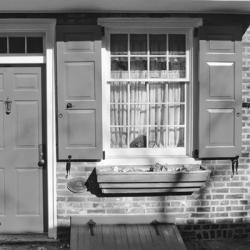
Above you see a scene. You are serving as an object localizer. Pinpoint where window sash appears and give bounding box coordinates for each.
[107,30,190,82]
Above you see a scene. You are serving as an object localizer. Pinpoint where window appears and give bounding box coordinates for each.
[100,18,200,159]
[0,35,44,54]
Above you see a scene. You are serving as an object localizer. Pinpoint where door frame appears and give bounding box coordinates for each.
[0,19,57,238]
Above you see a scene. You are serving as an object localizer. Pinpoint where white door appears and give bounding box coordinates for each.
[0,67,44,233]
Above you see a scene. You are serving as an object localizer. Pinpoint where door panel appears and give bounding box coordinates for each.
[15,101,39,147]
[16,169,41,215]
[0,67,43,233]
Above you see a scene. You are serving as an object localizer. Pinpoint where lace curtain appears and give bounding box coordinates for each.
[110,33,186,148]
[110,82,185,148]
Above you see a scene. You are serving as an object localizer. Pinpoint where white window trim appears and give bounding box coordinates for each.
[99,18,202,165]
[0,19,57,239]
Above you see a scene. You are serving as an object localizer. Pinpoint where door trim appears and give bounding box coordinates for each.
[0,19,57,238]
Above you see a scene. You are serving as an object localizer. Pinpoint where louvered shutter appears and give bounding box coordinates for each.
[198,26,242,158]
[57,25,102,160]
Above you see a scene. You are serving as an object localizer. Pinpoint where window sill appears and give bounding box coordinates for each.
[97,156,201,166]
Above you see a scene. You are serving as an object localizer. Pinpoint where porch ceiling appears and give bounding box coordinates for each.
[1,0,250,13]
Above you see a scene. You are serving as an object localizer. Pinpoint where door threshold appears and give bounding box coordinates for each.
[0,234,58,245]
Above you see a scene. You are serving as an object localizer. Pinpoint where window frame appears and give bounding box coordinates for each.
[99,18,202,163]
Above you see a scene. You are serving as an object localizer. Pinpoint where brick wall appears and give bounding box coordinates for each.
[56,25,250,241]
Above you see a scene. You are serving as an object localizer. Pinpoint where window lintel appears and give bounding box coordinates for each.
[98,17,203,30]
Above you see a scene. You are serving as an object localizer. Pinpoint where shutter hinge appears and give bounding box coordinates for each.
[231,155,239,178]
[192,149,199,159]
[102,150,105,160]
[66,155,72,179]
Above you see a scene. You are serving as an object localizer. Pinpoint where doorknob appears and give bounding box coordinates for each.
[66,103,73,109]
[38,144,45,167]
[5,97,12,115]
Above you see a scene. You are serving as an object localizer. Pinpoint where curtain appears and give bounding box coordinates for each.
[109,33,185,149]
[110,82,185,148]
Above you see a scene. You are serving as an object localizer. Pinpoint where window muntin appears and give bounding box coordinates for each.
[107,31,189,155]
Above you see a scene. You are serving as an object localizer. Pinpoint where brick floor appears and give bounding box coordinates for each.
[185,239,250,250]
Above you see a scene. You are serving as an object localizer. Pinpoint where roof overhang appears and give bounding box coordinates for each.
[1,0,250,13]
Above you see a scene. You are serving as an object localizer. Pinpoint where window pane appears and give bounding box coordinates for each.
[168,83,185,103]
[169,57,186,78]
[130,57,147,78]
[130,82,147,103]
[110,104,128,126]
[168,127,184,147]
[149,104,168,126]
[149,34,166,55]
[27,37,43,53]
[176,127,185,147]
[169,34,186,55]
[175,104,185,125]
[149,126,167,148]
[168,105,185,126]
[149,83,167,103]
[130,104,147,127]
[111,57,128,79]
[130,34,147,55]
[110,82,128,103]
[150,57,167,78]
[0,37,7,53]
[111,127,128,148]
[9,37,25,53]
[111,34,128,55]
[129,127,147,148]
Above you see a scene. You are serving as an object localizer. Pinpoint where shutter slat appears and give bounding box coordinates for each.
[198,26,242,158]
[57,25,102,160]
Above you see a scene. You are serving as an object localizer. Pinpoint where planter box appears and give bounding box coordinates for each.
[86,166,211,196]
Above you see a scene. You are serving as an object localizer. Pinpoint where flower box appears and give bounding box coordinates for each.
[85,165,211,197]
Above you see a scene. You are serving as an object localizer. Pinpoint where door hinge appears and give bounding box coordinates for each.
[192,149,199,159]
[102,150,105,160]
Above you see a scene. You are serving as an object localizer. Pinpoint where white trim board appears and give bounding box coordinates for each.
[98,17,203,29]
[0,19,57,239]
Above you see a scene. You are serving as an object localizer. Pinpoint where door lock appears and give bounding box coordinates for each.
[66,103,73,109]
[38,144,45,168]
[5,97,12,115]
